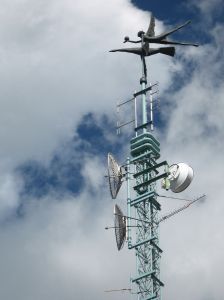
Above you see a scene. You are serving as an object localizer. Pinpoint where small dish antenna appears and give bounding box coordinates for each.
[114,204,126,251]
[162,162,194,193]
[108,153,123,199]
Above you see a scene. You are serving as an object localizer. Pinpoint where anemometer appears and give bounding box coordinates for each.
[106,13,203,300]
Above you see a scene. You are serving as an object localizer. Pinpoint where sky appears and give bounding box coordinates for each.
[0,0,223,299]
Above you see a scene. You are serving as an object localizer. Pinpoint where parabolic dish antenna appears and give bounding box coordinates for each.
[168,163,194,193]
[108,153,123,199]
[114,204,126,251]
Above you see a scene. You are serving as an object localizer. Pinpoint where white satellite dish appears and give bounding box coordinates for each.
[162,163,194,193]
[168,163,194,193]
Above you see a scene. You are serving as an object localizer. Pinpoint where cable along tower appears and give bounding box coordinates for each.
[107,14,202,300]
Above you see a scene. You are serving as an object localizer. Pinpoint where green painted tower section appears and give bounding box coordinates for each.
[129,132,164,300]
[127,61,168,299]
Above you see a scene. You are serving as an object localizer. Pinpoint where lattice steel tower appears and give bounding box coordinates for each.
[125,57,167,300]
[107,14,199,300]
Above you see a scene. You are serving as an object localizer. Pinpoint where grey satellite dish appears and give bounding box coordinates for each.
[114,204,126,251]
[168,163,194,193]
[108,153,123,199]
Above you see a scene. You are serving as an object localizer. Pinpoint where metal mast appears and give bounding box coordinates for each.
[109,14,198,300]
[127,33,166,300]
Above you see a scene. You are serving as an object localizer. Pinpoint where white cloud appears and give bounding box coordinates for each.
[0,0,178,165]
[158,8,224,300]
[190,0,223,17]
[0,0,223,300]
[0,161,134,300]
[0,173,21,220]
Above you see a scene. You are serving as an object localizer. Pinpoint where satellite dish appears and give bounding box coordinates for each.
[114,204,126,251]
[108,153,123,199]
[168,163,194,193]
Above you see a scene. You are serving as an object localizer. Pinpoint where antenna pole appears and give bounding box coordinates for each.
[128,36,164,300]
[126,157,132,248]
[150,83,154,131]
[141,76,147,134]
[134,93,138,137]
[140,32,148,134]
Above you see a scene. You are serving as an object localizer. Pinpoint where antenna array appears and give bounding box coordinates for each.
[116,83,159,135]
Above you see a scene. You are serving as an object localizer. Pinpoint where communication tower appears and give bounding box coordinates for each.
[106,14,203,300]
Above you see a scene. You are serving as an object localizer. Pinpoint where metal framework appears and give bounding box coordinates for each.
[125,76,168,300]
[109,15,199,300]
[129,137,164,300]
[123,34,168,299]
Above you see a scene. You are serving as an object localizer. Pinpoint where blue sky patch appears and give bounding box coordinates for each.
[16,113,122,201]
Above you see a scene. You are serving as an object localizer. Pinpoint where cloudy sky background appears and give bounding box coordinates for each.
[0,0,223,299]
